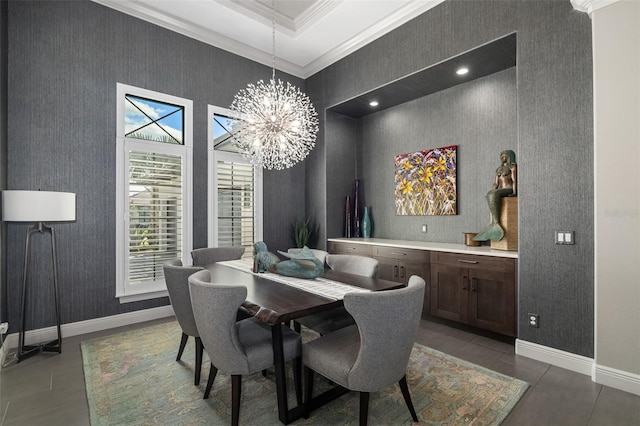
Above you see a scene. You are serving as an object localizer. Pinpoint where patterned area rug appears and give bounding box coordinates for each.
[81,321,528,425]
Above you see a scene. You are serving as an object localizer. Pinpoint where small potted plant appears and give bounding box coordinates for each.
[292,217,318,248]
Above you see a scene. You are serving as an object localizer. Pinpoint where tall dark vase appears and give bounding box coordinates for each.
[353,179,362,238]
[344,195,352,238]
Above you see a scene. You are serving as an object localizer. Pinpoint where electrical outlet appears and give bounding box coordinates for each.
[527,313,539,328]
[421,224,427,233]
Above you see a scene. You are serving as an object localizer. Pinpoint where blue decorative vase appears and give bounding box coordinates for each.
[362,206,371,238]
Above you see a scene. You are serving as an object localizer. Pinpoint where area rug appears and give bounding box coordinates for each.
[81,321,528,425]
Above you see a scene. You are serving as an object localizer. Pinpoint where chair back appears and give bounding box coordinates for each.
[163,259,204,337]
[191,247,245,267]
[188,269,251,373]
[343,275,425,391]
[287,248,329,265]
[326,254,379,278]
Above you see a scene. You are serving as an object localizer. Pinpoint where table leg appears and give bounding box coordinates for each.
[271,324,289,424]
[271,324,306,424]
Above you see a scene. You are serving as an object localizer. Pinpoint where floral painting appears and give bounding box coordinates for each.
[394,146,457,215]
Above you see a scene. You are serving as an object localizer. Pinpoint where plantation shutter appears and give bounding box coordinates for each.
[216,159,256,257]
[128,151,183,285]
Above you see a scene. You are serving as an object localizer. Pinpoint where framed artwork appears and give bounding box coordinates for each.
[394,145,457,215]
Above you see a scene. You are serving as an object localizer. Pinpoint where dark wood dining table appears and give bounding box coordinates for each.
[205,261,402,425]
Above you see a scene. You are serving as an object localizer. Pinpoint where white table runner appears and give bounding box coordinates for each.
[216,259,370,300]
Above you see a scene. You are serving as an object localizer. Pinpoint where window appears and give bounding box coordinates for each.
[208,105,262,258]
[116,84,193,302]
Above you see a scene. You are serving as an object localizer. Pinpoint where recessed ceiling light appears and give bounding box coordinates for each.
[456,67,469,75]
[369,101,379,107]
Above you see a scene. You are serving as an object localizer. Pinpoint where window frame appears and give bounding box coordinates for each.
[116,83,193,303]
[207,105,263,252]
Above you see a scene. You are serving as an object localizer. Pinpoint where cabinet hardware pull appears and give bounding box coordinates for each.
[458,259,478,264]
[462,275,468,290]
[393,265,398,279]
[471,277,477,292]
[391,252,407,256]
[400,266,405,280]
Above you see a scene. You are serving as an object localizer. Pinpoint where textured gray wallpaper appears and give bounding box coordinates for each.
[306,0,594,357]
[5,0,595,359]
[356,68,516,243]
[0,0,7,339]
[4,0,305,331]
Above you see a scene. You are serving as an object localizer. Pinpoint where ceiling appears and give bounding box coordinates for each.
[92,0,445,78]
[330,33,517,117]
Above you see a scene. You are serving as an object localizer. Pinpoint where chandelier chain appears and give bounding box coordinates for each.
[229,0,318,170]
[271,0,276,81]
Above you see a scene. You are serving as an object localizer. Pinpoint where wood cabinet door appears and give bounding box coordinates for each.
[373,256,399,282]
[467,268,516,336]
[400,259,430,315]
[398,260,426,284]
[430,264,469,323]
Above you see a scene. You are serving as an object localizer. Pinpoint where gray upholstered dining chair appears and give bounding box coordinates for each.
[188,269,303,426]
[191,246,245,267]
[162,259,205,385]
[294,254,379,335]
[303,275,425,426]
[325,254,379,277]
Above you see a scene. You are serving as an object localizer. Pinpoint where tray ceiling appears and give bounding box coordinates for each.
[92,0,445,78]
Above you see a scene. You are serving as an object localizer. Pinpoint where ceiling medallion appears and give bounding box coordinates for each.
[230,1,318,170]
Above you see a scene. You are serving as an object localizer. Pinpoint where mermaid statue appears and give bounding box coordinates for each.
[253,241,280,272]
[474,150,517,242]
[272,246,324,279]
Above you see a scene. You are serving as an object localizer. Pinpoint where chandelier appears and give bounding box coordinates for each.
[230,1,319,170]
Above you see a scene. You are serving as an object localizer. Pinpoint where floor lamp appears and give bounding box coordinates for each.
[2,190,76,362]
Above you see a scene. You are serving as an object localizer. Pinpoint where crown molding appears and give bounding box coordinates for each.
[229,0,343,37]
[92,0,444,79]
[93,0,304,77]
[571,0,622,16]
[303,0,445,78]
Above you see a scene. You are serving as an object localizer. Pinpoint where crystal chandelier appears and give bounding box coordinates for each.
[230,0,319,170]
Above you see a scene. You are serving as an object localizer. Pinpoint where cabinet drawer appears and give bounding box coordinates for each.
[431,251,514,273]
[327,241,372,256]
[374,246,429,262]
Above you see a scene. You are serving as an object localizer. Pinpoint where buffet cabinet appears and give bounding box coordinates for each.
[372,246,430,315]
[327,239,517,337]
[430,251,516,337]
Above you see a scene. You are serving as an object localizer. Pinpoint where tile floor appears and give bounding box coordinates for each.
[1,316,638,425]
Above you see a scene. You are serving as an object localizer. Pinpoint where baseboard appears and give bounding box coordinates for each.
[516,339,594,376]
[516,339,640,396]
[593,363,640,396]
[2,305,175,353]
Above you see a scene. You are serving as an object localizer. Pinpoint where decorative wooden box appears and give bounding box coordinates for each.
[491,196,518,251]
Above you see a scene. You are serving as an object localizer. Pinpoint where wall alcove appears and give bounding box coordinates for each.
[324,32,518,243]
[328,32,516,118]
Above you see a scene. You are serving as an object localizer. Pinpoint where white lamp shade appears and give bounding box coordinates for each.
[2,190,76,222]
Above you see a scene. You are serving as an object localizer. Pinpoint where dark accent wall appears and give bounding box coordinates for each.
[4,0,594,359]
[358,68,516,241]
[306,0,594,357]
[1,0,8,348]
[4,0,304,332]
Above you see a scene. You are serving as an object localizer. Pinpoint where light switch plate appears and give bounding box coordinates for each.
[555,230,575,245]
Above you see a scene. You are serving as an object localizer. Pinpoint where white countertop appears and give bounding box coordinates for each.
[328,238,518,259]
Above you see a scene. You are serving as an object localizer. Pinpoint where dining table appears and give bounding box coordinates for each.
[205,259,403,425]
